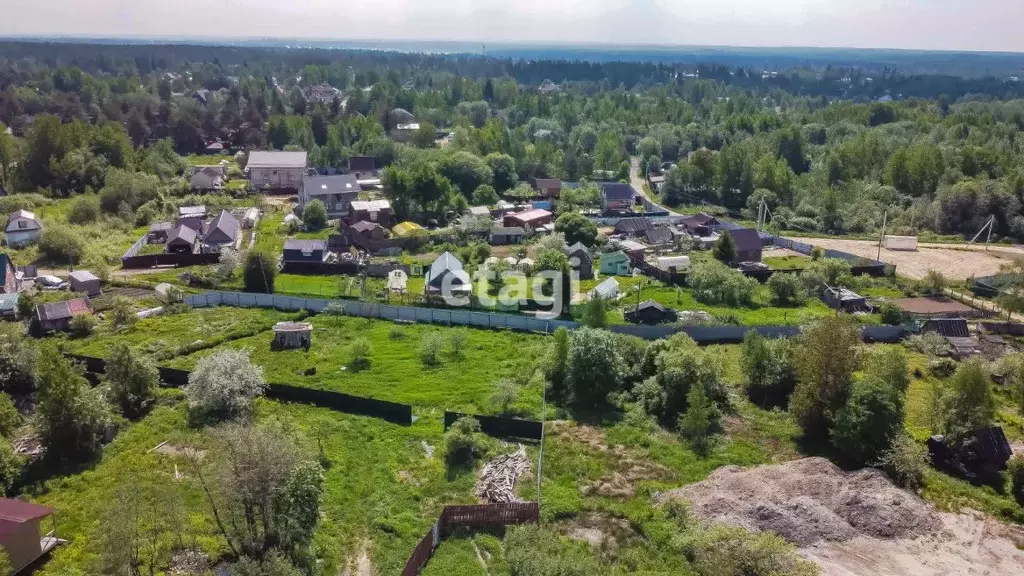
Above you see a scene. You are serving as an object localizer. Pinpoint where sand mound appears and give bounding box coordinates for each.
[658,457,940,546]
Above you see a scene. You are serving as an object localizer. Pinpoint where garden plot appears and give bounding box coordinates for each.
[789,237,1024,280]
[164,314,548,414]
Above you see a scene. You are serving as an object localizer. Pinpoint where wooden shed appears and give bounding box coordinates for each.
[0,498,62,574]
[68,270,101,296]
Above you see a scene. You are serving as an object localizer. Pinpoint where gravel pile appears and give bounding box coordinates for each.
[658,457,940,546]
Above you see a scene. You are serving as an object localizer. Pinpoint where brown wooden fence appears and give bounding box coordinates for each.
[402,502,539,576]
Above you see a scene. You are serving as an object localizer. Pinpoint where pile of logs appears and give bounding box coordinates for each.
[475,446,530,503]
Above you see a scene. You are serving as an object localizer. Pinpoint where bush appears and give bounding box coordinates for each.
[504,525,599,576]
[564,327,623,407]
[678,380,721,455]
[302,199,327,230]
[243,251,276,293]
[940,358,994,438]
[185,350,266,422]
[490,379,519,415]
[34,348,112,462]
[0,394,20,439]
[67,194,101,224]
[348,338,371,371]
[878,433,928,490]
[831,377,905,465]
[688,261,758,306]
[581,294,608,328]
[0,324,36,393]
[388,324,406,340]
[69,314,97,337]
[38,228,85,263]
[929,357,958,378]
[639,334,724,426]
[767,273,804,306]
[685,523,818,576]
[448,330,466,360]
[419,332,445,367]
[905,331,952,357]
[790,315,861,436]
[110,296,137,331]
[0,438,22,496]
[444,416,488,467]
[741,331,797,408]
[105,343,158,418]
[878,302,904,325]
[216,247,239,279]
[1009,455,1024,506]
[712,231,737,263]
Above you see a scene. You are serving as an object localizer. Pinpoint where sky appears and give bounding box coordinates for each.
[2,0,1024,53]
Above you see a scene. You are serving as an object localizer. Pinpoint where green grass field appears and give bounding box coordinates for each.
[164,314,548,415]
[763,254,812,270]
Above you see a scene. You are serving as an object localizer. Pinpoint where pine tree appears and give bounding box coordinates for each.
[713,231,737,264]
[679,383,719,455]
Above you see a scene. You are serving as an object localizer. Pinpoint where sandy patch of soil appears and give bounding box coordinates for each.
[788,237,1024,280]
[659,457,1024,576]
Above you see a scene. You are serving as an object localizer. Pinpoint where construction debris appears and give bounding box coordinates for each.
[475,446,530,503]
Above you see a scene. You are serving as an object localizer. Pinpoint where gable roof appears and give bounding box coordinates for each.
[149,221,172,233]
[351,221,383,233]
[591,277,620,298]
[601,182,635,201]
[644,226,673,245]
[36,297,92,322]
[303,174,360,197]
[206,210,240,244]
[565,242,592,260]
[602,250,629,263]
[0,293,18,312]
[0,498,52,524]
[466,206,491,217]
[69,270,99,283]
[490,226,525,237]
[178,205,207,218]
[923,318,971,338]
[167,224,198,246]
[284,239,326,253]
[633,300,668,313]
[614,218,654,234]
[247,150,308,169]
[726,228,762,252]
[428,251,464,286]
[506,209,552,224]
[350,199,391,212]
[532,178,561,189]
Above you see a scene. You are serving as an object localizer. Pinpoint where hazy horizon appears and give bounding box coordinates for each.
[2,0,1024,53]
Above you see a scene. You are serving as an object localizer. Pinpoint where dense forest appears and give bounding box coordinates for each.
[2,40,1024,240]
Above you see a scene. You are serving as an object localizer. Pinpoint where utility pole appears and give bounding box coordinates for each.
[967,215,996,251]
[877,209,889,262]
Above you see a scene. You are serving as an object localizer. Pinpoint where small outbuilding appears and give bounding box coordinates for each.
[625,300,678,324]
[36,297,93,332]
[0,498,62,574]
[590,277,621,300]
[148,221,172,244]
[387,269,409,293]
[883,235,918,251]
[821,286,870,313]
[566,242,594,280]
[271,321,312,351]
[282,239,327,263]
[242,207,259,229]
[154,283,182,304]
[0,293,19,320]
[351,221,387,241]
[655,255,691,273]
[489,227,525,245]
[68,270,101,296]
[5,210,42,247]
[166,224,198,254]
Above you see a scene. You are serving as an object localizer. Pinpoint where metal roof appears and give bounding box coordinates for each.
[283,239,326,252]
[206,210,240,244]
[601,182,635,201]
[303,174,359,197]
[247,150,308,169]
[0,498,53,523]
[69,270,99,282]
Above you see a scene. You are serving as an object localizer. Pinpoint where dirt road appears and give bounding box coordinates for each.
[789,237,1023,280]
[629,157,680,216]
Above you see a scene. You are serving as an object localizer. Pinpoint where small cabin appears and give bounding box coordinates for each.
[271,321,312,351]
[68,270,101,296]
[0,498,62,573]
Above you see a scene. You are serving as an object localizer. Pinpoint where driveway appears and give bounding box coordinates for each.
[630,157,680,216]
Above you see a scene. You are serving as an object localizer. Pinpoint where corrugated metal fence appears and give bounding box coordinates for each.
[403,503,540,576]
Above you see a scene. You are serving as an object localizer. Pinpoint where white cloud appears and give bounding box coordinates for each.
[2,0,1024,52]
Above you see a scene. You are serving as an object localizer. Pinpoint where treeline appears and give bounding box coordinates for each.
[5,41,1024,240]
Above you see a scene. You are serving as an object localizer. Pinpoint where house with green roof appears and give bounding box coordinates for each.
[599,250,632,276]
